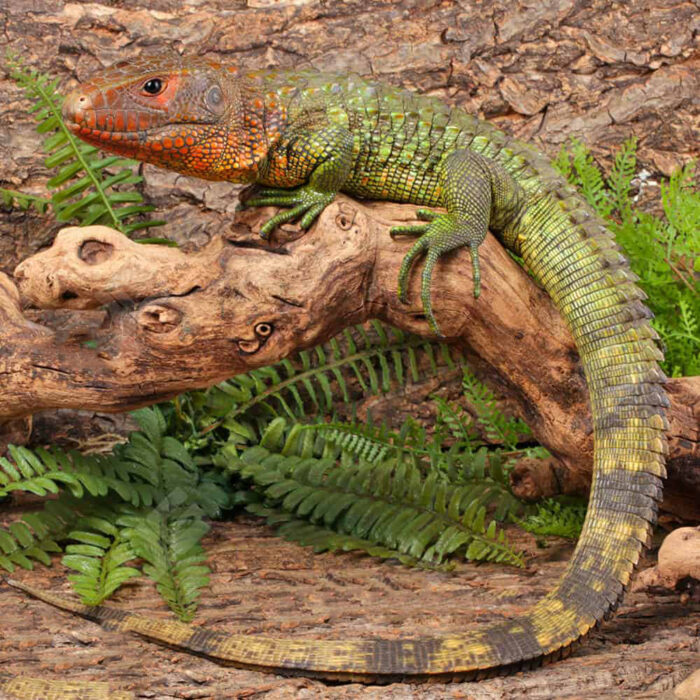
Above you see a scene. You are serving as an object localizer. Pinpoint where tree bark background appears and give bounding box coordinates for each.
[2,0,698,273]
[0,1,698,698]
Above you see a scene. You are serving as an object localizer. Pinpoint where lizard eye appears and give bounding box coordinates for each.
[142,78,164,95]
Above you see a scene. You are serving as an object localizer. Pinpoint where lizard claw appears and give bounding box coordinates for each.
[389,209,440,239]
[244,185,336,240]
[395,212,485,335]
[397,236,429,304]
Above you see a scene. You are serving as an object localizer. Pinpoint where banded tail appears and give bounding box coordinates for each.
[0,674,134,700]
[5,162,667,681]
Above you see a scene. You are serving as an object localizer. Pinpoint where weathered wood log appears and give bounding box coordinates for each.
[1,197,698,518]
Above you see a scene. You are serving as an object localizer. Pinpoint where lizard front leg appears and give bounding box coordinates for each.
[391,149,521,334]
[245,125,355,239]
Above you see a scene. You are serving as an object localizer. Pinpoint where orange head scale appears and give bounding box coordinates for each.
[62,56,284,182]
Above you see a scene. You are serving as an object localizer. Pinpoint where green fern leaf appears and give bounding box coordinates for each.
[120,511,210,622]
[6,56,164,236]
[227,446,524,568]
[0,188,50,213]
[63,518,139,605]
[196,322,464,458]
[517,499,586,539]
[0,500,78,573]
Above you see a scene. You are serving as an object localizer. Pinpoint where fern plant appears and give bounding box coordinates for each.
[555,138,699,376]
[227,443,525,568]
[119,510,211,622]
[203,353,536,569]
[169,321,464,458]
[0,408,229,620]
[2,56,163,236]
[62,516,140,606]
[151,320,535,571]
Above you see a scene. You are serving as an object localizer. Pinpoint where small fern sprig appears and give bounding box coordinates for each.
[517,499,586,540]
[4,55,163,236]
[607,137,637,224]
[119,510,211,622]
[62,515,139,605]
[459,369,531,450]
[0,188,50,214]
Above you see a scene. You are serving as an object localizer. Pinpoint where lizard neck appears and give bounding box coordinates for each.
[213,84,288,182]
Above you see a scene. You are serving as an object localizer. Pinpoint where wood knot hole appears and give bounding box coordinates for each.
[138,304,183,333]
[335,209,356,231]
[80,239,114,265]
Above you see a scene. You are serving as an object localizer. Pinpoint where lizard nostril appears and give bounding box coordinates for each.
[62,92,92,125]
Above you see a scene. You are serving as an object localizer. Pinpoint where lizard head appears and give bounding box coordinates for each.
[62,56,283,182]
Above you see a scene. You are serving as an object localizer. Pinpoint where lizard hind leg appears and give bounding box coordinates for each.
[390,149,496,335]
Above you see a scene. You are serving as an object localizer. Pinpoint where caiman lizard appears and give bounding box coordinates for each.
[3,56,668,690]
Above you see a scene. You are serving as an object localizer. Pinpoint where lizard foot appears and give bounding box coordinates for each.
[390,210,484,335]
[242,186,336,240]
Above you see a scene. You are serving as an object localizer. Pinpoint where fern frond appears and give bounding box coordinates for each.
[460,370,530,449]
[6,56,163,236]
[557,138,614,218]
[662,162,700,248]
[62,516,139,605]
[517,499,586,539]
[607,137,637,223]
[289,416,432,466]
[0,188,51,214]
[200,321,463,454]
[119,510,210,622]
[0,500,78,573]
[228,446,524,568]
[247,504,439,569]
[0,443,161,507]
[441,448,527,522]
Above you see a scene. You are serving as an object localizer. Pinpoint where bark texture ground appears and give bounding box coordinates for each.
[0,517,698,700]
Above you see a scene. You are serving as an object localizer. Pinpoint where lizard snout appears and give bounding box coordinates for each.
[62,90,91,128]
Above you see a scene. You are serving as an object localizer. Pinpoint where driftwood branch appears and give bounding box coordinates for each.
[1,197,698,518]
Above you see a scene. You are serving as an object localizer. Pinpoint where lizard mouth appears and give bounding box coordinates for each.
[66,119,140,141]
[63,93,177,146]
[65,117,243,181]
[65,119,197,157]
